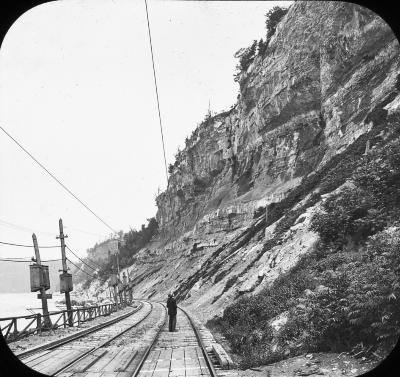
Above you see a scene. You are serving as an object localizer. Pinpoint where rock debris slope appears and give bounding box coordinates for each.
[119,2,400,321]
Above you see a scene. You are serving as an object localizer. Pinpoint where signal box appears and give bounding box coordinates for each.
[60,272,73,293]
[30,264,50,292]
[42,265,50,290]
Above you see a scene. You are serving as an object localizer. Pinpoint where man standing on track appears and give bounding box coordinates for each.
[167,292,177,332]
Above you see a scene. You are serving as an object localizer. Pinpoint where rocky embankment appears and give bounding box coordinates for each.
[115,1,400,322]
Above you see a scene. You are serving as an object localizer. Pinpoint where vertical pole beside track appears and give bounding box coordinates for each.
[32,234,52,329]
[58,219,73,326]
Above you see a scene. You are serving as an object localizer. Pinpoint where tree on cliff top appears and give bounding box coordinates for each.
[234,40,258,81]
[234,5,288,80]
[265,6,289,40]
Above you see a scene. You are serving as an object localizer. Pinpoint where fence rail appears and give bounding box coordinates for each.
[0,302,127,343]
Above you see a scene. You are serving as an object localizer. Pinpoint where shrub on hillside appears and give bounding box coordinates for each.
[348,228,400,348]
[218,264,315,363]
[353,138,400,206]
[311,137,400,251]
[311,187,380,248]
[279,228,400,356]
[218,120,400,367]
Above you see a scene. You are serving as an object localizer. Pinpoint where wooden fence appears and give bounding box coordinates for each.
[0,302,129,343]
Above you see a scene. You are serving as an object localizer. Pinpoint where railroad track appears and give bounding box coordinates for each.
[19,300,160,376]
[132,304,218,377]
[17,301,144,359]
[18,300,219,377]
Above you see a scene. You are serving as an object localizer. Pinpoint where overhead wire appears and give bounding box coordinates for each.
[0,2,171,247]
[0,258,31,263]
[66,243,102,268]
[144,0,169,187]
[144,0,176,240]
[64,225,103,238]
[65,245,99,271]
[0,257,62,263]
[0,1,173,256]
[0,218,105,240]
[0,125,117,234]
[0,219,55,237]
[67,257,96,278]
[0,240,59,248]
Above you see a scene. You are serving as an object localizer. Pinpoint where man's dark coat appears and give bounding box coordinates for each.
[167,296,177,316]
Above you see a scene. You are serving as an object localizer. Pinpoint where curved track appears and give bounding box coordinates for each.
[19,301,162,376]
[133,304,218,377]
[18,300,218,377]
[17,301,144,359]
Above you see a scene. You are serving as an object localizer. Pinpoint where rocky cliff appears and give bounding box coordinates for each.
[156,1,398,240]
[100,2,400,323]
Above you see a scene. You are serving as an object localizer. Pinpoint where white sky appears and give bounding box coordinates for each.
[0,0,291,261]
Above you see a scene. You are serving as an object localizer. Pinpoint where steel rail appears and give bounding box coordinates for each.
[18,301,143,359]
[53,301,155,376]
[180,306,219,377]
[131,301,218,377]
[130,302,168,377]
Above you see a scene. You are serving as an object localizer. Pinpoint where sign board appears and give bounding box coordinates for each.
[37,293,52,299]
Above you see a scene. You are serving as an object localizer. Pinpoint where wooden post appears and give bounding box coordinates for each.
[116,249,122,307]
[57,219,73,326]
[110,251,119,311]
[36,314,42,334]
[32,234,52,329]
[128,269,133,303]
[116,242,122,306]
[116,250,120,276]
[113,285,119,310]
[13,318,17,338]
[123,272,127,304]
[129,285,133,303]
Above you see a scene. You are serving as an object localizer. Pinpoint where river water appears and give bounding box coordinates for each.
[0,292,63,318]
[0,292,64,331]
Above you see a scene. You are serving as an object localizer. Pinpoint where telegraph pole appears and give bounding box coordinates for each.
[116,243,122,306]
[116,246,120,276]
[32,234,52,329]
[122,271,127,304]
[128,269,134,302]
[57,219,73,326]
[109,249,119,311]
[116,253,122,306]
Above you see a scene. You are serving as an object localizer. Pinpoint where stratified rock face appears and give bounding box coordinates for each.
[156,2,399,241]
